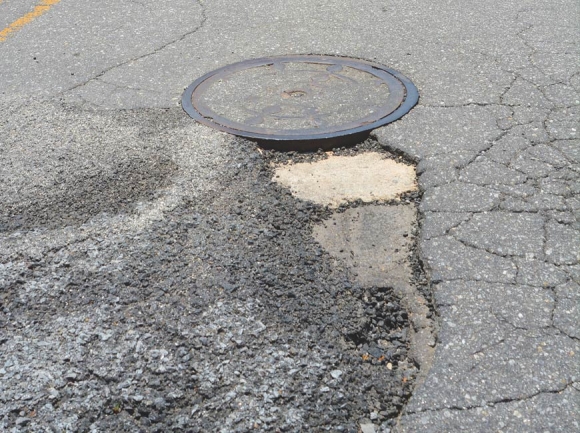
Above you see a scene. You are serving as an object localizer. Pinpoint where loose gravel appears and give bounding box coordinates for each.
[0,112,427,432]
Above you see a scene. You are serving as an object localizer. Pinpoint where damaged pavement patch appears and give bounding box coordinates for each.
[313,205,436,372]
[0,119,425,431]
[313,206,416,290]
[273,147,436,388]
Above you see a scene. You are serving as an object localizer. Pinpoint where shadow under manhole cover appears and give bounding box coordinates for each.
[182,55,419,150]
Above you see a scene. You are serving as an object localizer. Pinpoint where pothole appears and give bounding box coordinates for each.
[313,205,435,372]
[271,146,436,426]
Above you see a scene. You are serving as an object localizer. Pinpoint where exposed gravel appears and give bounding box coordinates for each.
[0,116,424,432]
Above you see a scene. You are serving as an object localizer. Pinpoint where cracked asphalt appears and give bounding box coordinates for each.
[1,0,579,432]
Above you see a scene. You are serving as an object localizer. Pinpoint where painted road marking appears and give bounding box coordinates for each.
[0,0,61,43]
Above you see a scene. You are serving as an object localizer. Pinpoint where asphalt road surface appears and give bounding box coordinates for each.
[1,0,579,432]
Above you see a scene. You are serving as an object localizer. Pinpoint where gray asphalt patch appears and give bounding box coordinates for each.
[1,155,176,232]
[0,98,229,234]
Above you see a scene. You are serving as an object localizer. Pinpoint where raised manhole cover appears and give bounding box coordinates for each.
[182,55,419,150]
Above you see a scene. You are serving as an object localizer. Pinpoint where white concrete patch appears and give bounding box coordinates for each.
[272,152,417,207]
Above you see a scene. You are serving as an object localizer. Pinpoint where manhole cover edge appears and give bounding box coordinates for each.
[182,55,419,147]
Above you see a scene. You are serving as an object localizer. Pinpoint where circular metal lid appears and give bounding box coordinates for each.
[182,55,419,150]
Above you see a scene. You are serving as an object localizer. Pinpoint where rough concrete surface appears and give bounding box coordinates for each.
[273,153,417,208]
[312,205,435,372]
[312,206,417,290]
[1,0,579,432]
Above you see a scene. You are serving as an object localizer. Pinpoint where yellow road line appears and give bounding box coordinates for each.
[0,0,61,43]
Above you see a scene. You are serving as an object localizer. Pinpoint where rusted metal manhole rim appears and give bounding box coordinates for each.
[182,55,419,150]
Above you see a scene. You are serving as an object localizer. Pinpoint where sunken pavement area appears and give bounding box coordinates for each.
[0,1,579,432]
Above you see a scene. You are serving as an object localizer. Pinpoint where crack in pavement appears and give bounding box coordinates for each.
[63,0,207,95]
[407,381,577,415]
[96,78,166,94]
[374,6,579,428]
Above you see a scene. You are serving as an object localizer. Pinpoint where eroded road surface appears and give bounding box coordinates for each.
[1,0,579,432]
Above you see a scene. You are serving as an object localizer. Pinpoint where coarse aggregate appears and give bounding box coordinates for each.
[1,0,579,431]
[0,103,423,432]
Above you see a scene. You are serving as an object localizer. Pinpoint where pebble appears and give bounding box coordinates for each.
[361,423,377,433]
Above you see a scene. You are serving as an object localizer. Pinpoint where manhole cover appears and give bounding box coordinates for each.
[182,55,419,150]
